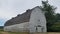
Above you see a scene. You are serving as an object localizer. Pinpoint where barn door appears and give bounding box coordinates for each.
[37,27,42,32]
[35,26,44,32]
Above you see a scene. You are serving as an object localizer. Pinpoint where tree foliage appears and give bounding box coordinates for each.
[41,0,57,32]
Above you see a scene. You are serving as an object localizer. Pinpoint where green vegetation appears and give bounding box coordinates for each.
[41,0,60,32]
[0,29,4,32]
[0,31,29,34]
[0,26,3,29]
[6,32,29,34]
[50,22,60,32]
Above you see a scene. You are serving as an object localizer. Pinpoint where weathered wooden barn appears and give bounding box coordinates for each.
[4,6,47,32]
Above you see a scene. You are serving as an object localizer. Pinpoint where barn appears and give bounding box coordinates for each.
[4,6,47,32]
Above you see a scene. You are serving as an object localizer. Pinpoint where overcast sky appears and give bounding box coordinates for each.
[0,0,60,26]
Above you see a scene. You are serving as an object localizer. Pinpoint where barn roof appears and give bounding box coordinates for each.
[4,6,41,26]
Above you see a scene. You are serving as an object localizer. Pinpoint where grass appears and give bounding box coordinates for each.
[7,31,29,34]
[0,31,29,34]
[0,29,60,34]
[0,29,29,34]
[0,32,29,34]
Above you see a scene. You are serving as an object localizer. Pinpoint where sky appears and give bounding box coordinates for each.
[0,0,60,26]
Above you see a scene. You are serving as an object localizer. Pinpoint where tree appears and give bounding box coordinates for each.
[40,0,57,32]
[55,13,60,22]
[51,13,60,32]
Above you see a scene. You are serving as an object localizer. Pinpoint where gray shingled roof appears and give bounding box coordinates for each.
[4,9,32,26]
[4,6,41,26]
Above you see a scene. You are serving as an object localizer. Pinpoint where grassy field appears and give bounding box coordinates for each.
[0,32,29,34]
[0,31,60,34]
[0,31,29,34]
[0,29,60,34]
[0,29,29,34]
[34,32,60,34]
[0,32,60,34]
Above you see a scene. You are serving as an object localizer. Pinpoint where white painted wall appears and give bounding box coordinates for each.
[4,22,29,32]
[29,7,47,32]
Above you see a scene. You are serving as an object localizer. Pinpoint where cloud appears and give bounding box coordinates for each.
[0,0,42,19]
[0,0,60,26]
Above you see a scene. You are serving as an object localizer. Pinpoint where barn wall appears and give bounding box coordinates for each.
[4,22,29,32]
[4,6,47,32]
[29,7,47,32]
